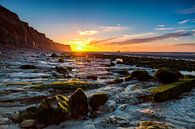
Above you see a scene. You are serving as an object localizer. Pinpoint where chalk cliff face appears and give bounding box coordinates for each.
[0,5,71,51]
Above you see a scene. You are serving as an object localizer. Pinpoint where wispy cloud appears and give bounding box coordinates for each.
[90,33,156,45]
[158,24,166,27]
[91,31,194,46]
[178,19,190,24]
[99,25,128,32]
[177,5,195,14]
[78,30,98,36]
[174,43,195,46]
[155,27,175,31]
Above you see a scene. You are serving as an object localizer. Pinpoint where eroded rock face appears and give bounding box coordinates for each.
[0,5,71,51]
[69,88,88,118]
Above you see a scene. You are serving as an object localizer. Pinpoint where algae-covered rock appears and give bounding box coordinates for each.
[155,68,182,84]
[137,121,173,129]
[31,80,100,92]
[20,65,36,69]
[89,93,108,110]
[114,77,124,83]
[124,75,132,81]
[38,95,70,125]
[130,70,151,81]
[69,88,88,118]
[151,79,195,102]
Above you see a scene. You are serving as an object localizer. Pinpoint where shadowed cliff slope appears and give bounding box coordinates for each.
[0,5,71,51]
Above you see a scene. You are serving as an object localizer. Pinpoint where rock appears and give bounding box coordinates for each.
[0,117,10,125]
[155,68,182,84]
[116,68,129,76]
[137,121,174,129]
[89,93,108,111]
[86,75,98,80]
[51,53,58,57]
[69,88,88,118]
[118,104,128,111]
[124,75,132,81]
[58,58,64,62]
[20,119,36,128]
[115,58,123,64]
[151,79,195,102]
[38,95,70,125]
[26,106,39,116]
[20,65,36,69]
[112,77,124,84]
[104,100,116,112]
[55,66,70,74]
[102,115,129,127]
[130,70,151,81]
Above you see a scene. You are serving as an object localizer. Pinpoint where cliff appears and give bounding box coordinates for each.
[0,5,71,51]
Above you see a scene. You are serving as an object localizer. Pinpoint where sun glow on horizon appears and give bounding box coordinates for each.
[67,39,93,52]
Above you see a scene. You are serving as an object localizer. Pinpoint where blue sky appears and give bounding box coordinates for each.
[0,0,195,51]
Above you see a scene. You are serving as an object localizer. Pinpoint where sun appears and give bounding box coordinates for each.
[72,41,85,52]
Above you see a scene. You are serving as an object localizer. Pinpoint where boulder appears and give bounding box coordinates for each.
[51,53,58,57]
[20,65,36,69]
[130,70,151,81]
[116,68,129,76]
[55,66,70,74]
[151,79,195,102]
[89,93,108,110]
[38,95,70,125]
[58,58,64,63]
[86,75,98,80]
[155,68,182,84]
[69,88,88,118]
[20,119,36,128]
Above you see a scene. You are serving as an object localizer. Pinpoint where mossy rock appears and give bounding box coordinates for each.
[151,79,195,102]
[131,70,151,81]
[155,68,182,84]
[124,75,132,81]
[38,95,70,125]
[138,121,173,129]
[31,80,98,92]
[89,93,108,110]
[114,77,124,83]
[69,88,88,118]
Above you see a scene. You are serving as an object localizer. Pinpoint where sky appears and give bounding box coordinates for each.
[0,0,195,52]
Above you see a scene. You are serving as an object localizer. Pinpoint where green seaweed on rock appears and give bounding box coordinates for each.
[151,79,195,102]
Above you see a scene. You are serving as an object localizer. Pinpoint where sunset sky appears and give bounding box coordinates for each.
[0,0,195,52]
